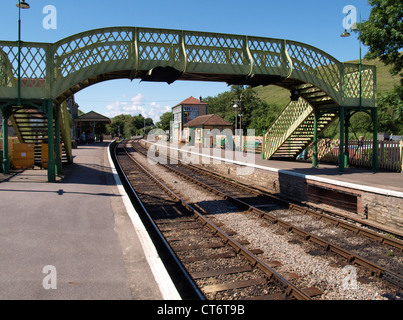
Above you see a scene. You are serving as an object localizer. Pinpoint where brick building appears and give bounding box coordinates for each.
[171,96,207,142]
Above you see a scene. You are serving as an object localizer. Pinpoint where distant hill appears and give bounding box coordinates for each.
[253,57,400,107]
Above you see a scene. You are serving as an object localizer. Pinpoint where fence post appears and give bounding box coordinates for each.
[371,108,378,171]
[262,130,265,159]
[400,140,403,173]
[339,106,345,171]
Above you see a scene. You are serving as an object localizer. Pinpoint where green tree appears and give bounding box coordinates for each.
[126,114,154,136]
[204,90,235,122]
[249,102,282,135]
[204,85,280,135]
[359,1,403,134]
[106,114,131,137]
[359,0,403,86]
[106,114,154,138]
[155,111,172,131]
[377,87,403,134]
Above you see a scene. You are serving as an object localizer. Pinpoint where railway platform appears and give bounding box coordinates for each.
[0,141,180,300]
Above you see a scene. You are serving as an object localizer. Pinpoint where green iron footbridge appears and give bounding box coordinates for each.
[0,26,377,181]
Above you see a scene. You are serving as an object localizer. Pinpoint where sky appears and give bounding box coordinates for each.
[0,0,372,123]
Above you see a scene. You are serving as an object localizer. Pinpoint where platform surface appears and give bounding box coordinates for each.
[148,140,403,197]
[253,154,403,195]
[0,142,174,300]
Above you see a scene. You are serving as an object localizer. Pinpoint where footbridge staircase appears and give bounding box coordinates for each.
[10,105,72,166]
[263,63,376,162]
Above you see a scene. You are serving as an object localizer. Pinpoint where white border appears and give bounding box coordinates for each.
[147,140,403,199]
[107,142,181,300]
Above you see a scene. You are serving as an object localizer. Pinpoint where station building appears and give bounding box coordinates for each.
[183,114,233,147]
[171,96,207,142]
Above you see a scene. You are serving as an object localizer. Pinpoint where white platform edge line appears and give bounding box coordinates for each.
[147,140,403,199]
[107,142,181,300]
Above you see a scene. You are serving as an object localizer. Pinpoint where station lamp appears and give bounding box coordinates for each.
[16,0,30,106]
[16,0,30,9]
[290,89,300,101]
[340,29,351,38]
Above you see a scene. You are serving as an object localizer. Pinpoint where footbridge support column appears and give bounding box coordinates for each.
[46,100,56,182]
[54,104,62,175]
[1,106,11,174]
[338,106,345,172]
[312,109,319,168]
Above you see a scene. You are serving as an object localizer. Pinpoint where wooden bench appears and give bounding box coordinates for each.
[243,141,262,153]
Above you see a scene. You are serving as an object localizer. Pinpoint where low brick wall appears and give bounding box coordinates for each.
[142,140,403,234]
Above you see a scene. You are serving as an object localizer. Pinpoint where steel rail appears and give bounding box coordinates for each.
[122,141,313,300]
[185,161,403,247]
[111,140,205,300]
[133,140,403,289]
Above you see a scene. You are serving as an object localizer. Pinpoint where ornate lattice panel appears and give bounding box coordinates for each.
[286,41,341,103]
[263,98,313,159]
[184,31,249,75]
[138,29,180,61]
[0,48,15,87]
[55,28,133,78]
[0,42,47,89]
[248,37,290,77]
[137,28,183,71]
[342,63,376,106]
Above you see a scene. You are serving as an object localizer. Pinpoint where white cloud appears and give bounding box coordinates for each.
[105,93,171,124]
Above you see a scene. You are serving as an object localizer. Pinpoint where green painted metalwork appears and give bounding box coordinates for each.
[1,106,11,174]
[0,26,377,179]
[45,99,55,182]
[0,26,376,105]
[312,109,319,168]
[54,104,61,175]
[263,98,313,159]
[60,101,73,164]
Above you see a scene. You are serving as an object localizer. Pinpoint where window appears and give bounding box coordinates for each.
[173,107,182,123]
[173,112,181,122]
[183,106,199,123]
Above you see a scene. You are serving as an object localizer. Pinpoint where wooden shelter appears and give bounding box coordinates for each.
[74,111,111,143]
[183,114,232,146]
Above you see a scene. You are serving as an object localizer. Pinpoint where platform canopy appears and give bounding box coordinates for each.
[75,111,111,125]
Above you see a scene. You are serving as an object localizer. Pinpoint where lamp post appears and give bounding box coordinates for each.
[232,93,243,151]
[233,102,238,131]
[16,0,30,106]
[340,8,362,171]
[341,9,362,108]
[2,1,30,174]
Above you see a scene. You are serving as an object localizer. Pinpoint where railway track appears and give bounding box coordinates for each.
[131,139,403,297]
[113,140,319,300]
[142,139,403,246]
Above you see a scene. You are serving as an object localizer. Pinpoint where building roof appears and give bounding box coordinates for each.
[75,111,111,123]
[184,114,232,127]
[175,96,207,107]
